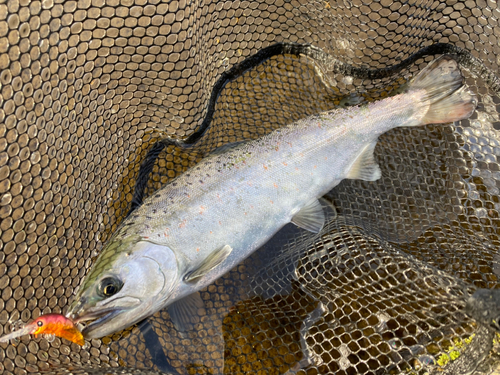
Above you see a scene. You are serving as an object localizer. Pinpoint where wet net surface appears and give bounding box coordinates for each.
[1,0,500,374]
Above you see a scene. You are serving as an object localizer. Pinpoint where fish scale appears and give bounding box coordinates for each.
[68,55,477,339]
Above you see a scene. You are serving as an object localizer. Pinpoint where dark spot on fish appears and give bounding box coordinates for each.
[155,194,161,198]
[196,167,201,170]
[199,180,203,184]
[146,216,152,220]
[173,182,177,186]
[152,209,157,214]
[206,174,210,177]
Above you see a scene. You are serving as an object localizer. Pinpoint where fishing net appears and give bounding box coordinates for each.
[1,0,500,374]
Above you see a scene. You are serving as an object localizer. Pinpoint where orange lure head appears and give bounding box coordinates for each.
[31,314,85,346]
[0,314,84,346]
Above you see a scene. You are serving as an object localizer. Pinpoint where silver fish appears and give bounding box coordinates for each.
[67,56,476,338]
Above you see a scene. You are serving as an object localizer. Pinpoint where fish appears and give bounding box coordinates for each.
[67,55,476,339]
[0,314,85,346]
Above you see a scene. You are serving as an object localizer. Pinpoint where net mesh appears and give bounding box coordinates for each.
[1,0,500,374]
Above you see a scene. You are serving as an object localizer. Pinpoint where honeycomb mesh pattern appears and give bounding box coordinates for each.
[1,0,500,374]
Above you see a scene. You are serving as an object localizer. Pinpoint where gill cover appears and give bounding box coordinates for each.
[67,240,178,339]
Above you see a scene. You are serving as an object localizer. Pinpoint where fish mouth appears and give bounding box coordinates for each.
[72,308,123,337]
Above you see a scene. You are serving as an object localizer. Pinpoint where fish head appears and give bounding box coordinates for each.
[67,236,179,339]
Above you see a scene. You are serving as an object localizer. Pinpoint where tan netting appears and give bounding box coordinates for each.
[1,0,500,374]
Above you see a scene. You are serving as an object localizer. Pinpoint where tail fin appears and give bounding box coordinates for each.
[408,55,477,124]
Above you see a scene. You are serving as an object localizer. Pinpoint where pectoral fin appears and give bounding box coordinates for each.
[346,142,381,181]
[167,292,206,332]
[291,199,325,233]
[184,244,233,283]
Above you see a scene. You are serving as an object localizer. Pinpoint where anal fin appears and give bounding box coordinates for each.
[292,199,325,233]
[346,142,381,181]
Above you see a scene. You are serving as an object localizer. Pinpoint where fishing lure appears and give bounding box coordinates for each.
[0,314,84,346]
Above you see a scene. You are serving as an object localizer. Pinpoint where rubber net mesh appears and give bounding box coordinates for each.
[1,0,500,374]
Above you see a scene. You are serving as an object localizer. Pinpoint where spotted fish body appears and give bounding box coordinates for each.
[68,56,476,339]
[127,101,410,278]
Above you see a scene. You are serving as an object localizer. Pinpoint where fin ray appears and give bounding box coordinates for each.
[167,292,206,332]
[319,197,337,220]
[291,199,325,233]
[184,245,233,283]
[346,142,381,181]
[408,55,477,124]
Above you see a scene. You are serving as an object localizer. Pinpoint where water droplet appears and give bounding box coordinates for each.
[476,207,488,218]
[418,354,435,366]
[388,339,401,349]
[412,358,423,370]
[42,333,55,342]
[10,319,26,331]
[342,76,353,85]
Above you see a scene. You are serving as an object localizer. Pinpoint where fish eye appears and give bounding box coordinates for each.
[37,320,43,327]
[98,277,122,297]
